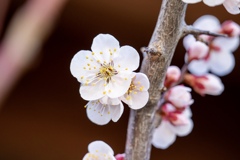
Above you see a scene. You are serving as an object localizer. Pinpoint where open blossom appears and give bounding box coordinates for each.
[85,98,124,125]
[120,73,150,110]
[83,141,116,160]
[70,34,139,101]
[184,73,224,96]
[152,103,193,149]
[165,85,194,108]
[184,15,239,76]
[164,66,181,88]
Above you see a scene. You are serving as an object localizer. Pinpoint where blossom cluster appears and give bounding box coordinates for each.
[152,15,239,149]
[70,34,150,125]
[182,0,240,15]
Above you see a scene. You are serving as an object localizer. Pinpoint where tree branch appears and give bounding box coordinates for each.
[182,25,228,38]
[125,0,187,160]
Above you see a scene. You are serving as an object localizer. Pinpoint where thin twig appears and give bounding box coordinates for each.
[182,25,228,38]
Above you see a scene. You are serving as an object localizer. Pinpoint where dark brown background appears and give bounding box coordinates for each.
[0,0,240,159]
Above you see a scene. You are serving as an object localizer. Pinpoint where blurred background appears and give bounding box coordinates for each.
[0,0,239,159]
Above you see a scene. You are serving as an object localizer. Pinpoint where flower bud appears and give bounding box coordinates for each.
[164,66,181,88]
[221,20,240,37]
[165,85,194,108]
[187,41,209,62]
[184,73,224,96]
[115,154,125,160]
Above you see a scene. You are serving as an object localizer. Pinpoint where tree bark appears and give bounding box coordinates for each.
[125,0,187,160]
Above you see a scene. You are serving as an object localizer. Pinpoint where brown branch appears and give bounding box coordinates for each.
[125,0,187,160]
[182,25,228,38]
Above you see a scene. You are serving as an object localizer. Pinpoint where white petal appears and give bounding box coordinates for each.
[126,91,149,110]
[203,0,225,6]
[134,73,150,90]
[86,101,111,125]
[213,37,240,52]
[188,59,210,76]
[223,0,240,14]
[209,50,235,76]
[114,46,140,72]
[183,107,193,118]
[100,96,121,105]
[106,72,135,98]
[169,118,194,137]
[91,34,120,63]
[182,0,201,4]
[183,35,197,50]
[70,50,99,83]
[152,121,176,149]
[88,140,114,155]
[193,15,220,31]
[80,80,105,101]
[110,102,124,122]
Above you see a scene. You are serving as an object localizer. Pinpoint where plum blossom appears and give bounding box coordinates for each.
[120,73,150,110]
[184,73,224,96]
[83,140,116,160]
[164,66,181,88]
[221,20,240,37]
[165,85,194,108]
[70,34,139,101]
[85,98,124,125]
[182,0,224,7]
[184,15,240,76]
[152,103,193,149]
[186,41,209,62]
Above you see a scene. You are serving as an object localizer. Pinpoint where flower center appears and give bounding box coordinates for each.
[127,83,136,94]
[97,61,117,83]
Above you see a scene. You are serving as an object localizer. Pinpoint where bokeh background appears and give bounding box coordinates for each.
[0,0,240,159]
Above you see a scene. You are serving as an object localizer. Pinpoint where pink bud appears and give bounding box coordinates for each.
[115,153,125,160]
[170,113,190,126]
[184,73,224,96]
[165,85,194,108]
[164,66,181,88]
[187,41,209,62]
[221,20,240,37]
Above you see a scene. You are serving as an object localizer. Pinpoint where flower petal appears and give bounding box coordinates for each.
[70,50,100,83]
[88,140,114,155]
[114,46,140,72]
[169,118,194,137]
[188,59,210,76]
[86,101,111,125]
[183,35,197,50]
[123,91,149,110]
[80,80,105,100]
[110,102,124,122]
[203,0,225,6]
[91,34,120,63]
[193,15,220,31]
[223,0,240,14]
[106,72,135,98]
[152,120,176,149]
[182,0,201,4]
[209,50,235,76]
[134,73,150,91]
[213,36,240,52]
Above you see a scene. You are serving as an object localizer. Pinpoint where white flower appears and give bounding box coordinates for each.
[221,20,240,37]
[85,98,124,125]
[120,73,150,110]
[70,34,139,101]
[182,0,224,6]
[165,85,194,108]
[152,103,193,149]
[184,15,239,76]
[184,73,224,96]
[223,0,240,14]
[83,140,116,160]
[164,66,181,88]
[186,41,209,62]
